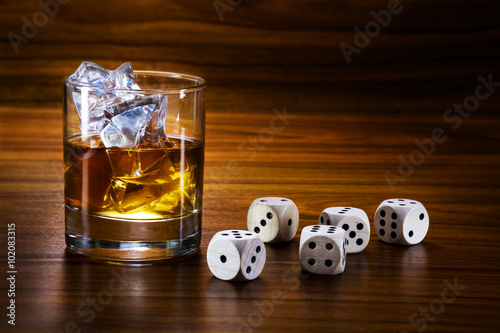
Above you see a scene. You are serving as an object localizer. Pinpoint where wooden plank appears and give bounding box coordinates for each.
[1,103,499,332]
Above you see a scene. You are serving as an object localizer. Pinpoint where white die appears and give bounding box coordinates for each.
[299,225,346,275]
[247,197,299,243]
[318,207,370,254]
[374,199,429,245]
[207,230,266,281]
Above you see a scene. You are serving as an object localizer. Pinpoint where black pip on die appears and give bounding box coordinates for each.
[207,230,266,281]
[374,199,429,245]
[247,197,299,243]
[299,225,347,275]
[318,207,370,253]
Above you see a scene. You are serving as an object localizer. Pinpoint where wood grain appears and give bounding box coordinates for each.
[1,96,500,332]
[1,0,500,332]
[1,0,500,103]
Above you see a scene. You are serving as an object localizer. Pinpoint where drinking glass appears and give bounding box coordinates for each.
[63,71,206,261]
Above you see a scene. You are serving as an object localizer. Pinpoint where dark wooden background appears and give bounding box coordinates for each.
[1,0,500,332]
[1,0,500,106]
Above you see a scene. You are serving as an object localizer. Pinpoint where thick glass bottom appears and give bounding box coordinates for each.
[65,205,201,261]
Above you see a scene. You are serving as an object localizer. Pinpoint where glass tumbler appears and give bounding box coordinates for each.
[63,71,206,261]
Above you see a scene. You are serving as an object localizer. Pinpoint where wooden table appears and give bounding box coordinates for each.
[1,83,499,332]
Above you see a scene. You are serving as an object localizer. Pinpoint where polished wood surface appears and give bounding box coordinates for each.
[1,0,500,332]
[1,92,500,332]
[1,0,500,104]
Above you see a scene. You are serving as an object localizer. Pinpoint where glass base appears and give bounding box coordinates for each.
[65,205,201,261]
[65,233,200,261]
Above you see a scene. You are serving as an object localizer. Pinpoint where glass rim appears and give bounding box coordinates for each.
[63,70,207,94]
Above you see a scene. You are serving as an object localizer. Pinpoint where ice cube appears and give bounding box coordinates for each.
[72,87,119,121]
[107,150,142,180]
[114,62,141,90]
[150,192,182,213]
[85,97,125,133]
[157,96,169,141]
[100,122,128,148]
[103,95,163,118]
[110,104,156,145]
[68,61,141,91]
[68,61,172,148]
[68,61,115,89]
[138,96,170,148]
[120,182,161,212]
[68,61,142,131]
[100,95,164,149]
